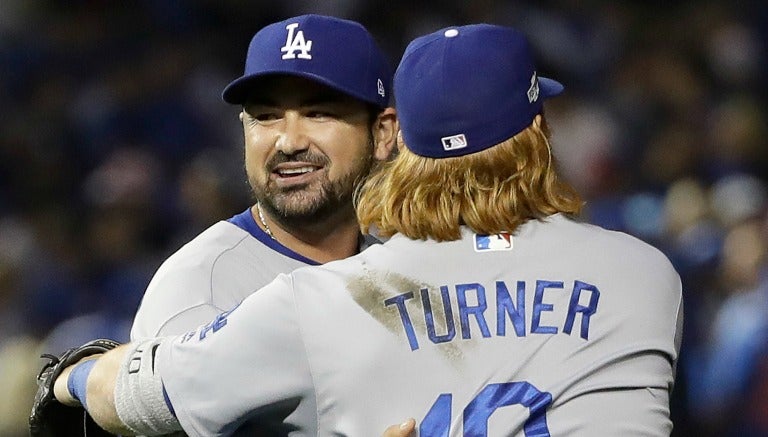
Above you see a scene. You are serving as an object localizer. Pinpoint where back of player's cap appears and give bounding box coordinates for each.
[222,14,392,108]
[394,24,564,159]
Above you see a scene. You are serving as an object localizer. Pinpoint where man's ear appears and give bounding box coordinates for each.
[371,107,398,161]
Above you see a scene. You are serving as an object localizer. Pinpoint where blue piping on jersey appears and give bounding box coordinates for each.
[227,208,321,266]
[162,384,176,417]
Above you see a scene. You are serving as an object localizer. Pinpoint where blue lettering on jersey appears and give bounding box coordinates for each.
[496,280,526,337]
[531,281,562,335]
[456,283,491,340]
[198,312,229,340]
[180,304,241,343]
[386,279,600,351]
[180,330,196,343]
[563,280,600,340]
[384,292,419,350]
[421,286,456,344]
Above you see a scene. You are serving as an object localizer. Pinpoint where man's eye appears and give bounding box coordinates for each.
[254,113,279,122]
[307,111,332,119]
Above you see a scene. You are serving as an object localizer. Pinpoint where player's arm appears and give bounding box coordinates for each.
[52,339,183,435]
[130,262,228,339]
[132,301,226,338]
[53,344,143,434]
[51,340,418,436]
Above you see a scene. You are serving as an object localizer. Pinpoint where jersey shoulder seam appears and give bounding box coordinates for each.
[205,231,253,304]
[151,301,228,337]
[137,230,251,338]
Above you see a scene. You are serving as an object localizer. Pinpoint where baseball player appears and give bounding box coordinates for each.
[123,14,408,435]
[43,24,683,436]
[129,13,397,340]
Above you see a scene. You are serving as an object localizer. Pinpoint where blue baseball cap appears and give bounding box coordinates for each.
[222,14,392,108]
[394,24,564,158]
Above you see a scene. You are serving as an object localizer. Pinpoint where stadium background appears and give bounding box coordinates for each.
[0,1,766,435]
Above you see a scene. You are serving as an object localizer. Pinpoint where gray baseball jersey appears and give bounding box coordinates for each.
[130,209,321,339]
[156,214,683,436]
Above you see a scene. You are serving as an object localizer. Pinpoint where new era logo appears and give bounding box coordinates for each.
[441,134,467,151]
[281,22,313,60]
[527,72,540,103]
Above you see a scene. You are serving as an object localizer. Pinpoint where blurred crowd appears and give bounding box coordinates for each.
[1,1,766,435]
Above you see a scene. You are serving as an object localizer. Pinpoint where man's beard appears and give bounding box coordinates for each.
[249,142,375,227]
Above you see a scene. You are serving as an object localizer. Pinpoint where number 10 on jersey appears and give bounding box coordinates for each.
[420,381,552,436]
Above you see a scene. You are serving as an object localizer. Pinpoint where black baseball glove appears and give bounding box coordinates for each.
[30,338,121,437]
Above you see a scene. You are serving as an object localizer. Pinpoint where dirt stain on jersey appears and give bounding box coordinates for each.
[347,265,466,365]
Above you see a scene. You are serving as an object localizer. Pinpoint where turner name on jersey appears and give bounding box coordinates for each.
[384,278,600,351]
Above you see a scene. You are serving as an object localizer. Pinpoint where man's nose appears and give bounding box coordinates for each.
[275,113,310,155]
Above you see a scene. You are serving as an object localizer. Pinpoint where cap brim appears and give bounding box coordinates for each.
[222,71,386,107]
[222,75,259,104]
[539,77,564,98]
[222,72,306,104]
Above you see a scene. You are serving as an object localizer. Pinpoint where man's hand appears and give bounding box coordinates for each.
[29,339,120,437]
[382,418,416,437]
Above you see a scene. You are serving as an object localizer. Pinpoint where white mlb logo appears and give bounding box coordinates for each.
[441,134,467,151]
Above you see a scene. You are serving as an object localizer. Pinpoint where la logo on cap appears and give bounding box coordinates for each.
[281,22,313,60]
[441,133,468,151]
